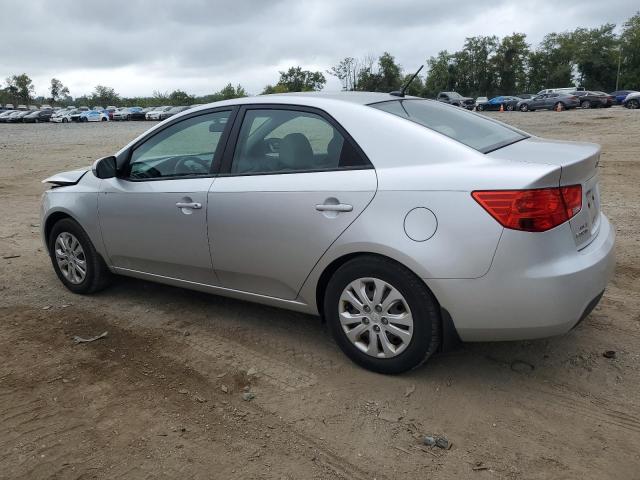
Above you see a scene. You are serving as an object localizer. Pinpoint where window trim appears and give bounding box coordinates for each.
[118,106,239,182]
[218,103,373,177]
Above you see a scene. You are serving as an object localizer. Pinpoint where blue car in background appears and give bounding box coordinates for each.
[609,90,638,105]
[475,95,521,111]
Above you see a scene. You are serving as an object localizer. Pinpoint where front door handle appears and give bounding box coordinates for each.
[315,203,353,212]
[176,202,202,209]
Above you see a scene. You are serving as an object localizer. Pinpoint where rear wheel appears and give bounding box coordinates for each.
[628,99,640,109]
[101,117,107,122]
[62,118,68,123]
[506,103,514,111]
[519,103,529,112]
[581,100,591,109]
[476,104,484,111]
[48,218,112,294]
[324,256,441,374]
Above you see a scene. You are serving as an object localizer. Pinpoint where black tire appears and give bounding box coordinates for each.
[476,104,484,111]
[62,118,68,123]
[126,114,131,121]
[48,218,112,294]
[324,255,441,374]
[101,117,107,122]
[628,99,640,109]
[506,103,514,111]
[519,103,529,112]
[581,100,591,109]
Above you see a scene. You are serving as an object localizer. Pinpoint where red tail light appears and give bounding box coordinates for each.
[472,185,582,232]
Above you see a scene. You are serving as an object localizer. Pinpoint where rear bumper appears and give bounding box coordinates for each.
[427,213,615,341]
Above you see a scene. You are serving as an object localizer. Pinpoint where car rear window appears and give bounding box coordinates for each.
[370,99,527,153]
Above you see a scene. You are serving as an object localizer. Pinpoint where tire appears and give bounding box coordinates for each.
[519,103,529,112]
[48,218,112,294]
[476,104,484,111]
[126,114,131,121]
[581,100,591,109]
[628,99,640,109]
[506,103,514,111]
[62,118,68,123]
[101,117,107,122]
[554,102,565,111]
[324,255,441,374]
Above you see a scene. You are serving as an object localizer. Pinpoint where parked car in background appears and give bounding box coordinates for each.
[70,110,85,122]
[17,105,28,110]
[476,96,521,111]
[129,107,153,121]
[40,92,615,374]
[622,92,640,109]
[40,104,52,110]
[22,109,54,123]
[79,110,109,122]
[537,87,584,95]
[475,97,488,108]
[51,109,79,123]
[105,106,118,120]
[0,110,16,122]
[516,93,535,99]
[436,92,475,109]
[7,110,32,122]
[5,103,15,110]
[158,105,191,120]
[113,107,143,121]
[609,90,637,105]
[78,106,90,111]
[572,91,613,108]
[517,93,580,111]
[146,106,172,120]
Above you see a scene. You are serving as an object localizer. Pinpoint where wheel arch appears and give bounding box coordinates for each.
[43,210,76,252]
[313,251,461,352]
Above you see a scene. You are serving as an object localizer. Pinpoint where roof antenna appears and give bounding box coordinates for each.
[390,65,424,97]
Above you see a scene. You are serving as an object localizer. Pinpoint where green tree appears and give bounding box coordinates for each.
[424,51,453,97]
[273,67,326,92]
[168,89,194,105]
[6,74,35,104]
[571,24,619,91]
[328,57,362,91]
[492,33,529,94]
[91,85,120,107]
[356,52,403,92]
[618,12,640,89]
[49,78,70,105]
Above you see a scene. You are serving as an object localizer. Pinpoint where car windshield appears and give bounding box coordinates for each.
[370,99,527,153]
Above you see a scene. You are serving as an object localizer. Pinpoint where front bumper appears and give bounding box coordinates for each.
[427,213,615,342]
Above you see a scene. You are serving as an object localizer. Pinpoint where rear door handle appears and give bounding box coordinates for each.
[315,203,353,212]
[176,202,202,209]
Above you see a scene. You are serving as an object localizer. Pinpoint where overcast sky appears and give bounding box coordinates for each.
[1,0,638,98]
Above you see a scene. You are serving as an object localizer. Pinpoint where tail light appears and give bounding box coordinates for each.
[472,185,582,232]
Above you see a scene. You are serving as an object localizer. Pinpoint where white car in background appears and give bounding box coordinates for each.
[622,92,640,109]
[146,106,172,120]
[79,110,109,122]
[51,109,79,123]
[475,97,488,108]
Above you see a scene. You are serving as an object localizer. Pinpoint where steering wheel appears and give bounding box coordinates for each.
[173,156,210,175]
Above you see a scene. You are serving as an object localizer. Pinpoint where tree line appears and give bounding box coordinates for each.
[1,12,638,107]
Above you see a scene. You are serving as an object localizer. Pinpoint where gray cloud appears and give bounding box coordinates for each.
[1,0,637,97]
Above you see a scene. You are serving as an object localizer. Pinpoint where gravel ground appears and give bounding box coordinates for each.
[1,108,639,479]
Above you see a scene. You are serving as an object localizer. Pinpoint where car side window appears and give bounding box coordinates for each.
[127,111,230,180]
[230,109,368,175]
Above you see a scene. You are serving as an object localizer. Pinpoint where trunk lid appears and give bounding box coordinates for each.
[488,137,602,250]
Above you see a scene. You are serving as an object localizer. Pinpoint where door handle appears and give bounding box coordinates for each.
[176,202,202,209]
[315,203,353,212]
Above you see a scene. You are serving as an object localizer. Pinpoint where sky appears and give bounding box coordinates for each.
[1,0,638,98]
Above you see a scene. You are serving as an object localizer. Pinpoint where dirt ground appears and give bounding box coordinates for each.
[1,108,639,479]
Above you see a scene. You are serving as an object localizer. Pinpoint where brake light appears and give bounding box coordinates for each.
[472,185,582,232]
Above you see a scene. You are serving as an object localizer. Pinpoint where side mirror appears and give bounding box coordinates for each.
[92,155,117,179]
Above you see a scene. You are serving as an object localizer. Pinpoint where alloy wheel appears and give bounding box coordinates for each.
[338,277,414,358]
[54,232,87,284]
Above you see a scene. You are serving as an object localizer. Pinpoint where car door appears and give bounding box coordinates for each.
[98,108,234,284]
[207,105,377,300]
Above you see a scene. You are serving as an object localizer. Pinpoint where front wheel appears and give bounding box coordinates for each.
[476,104,484,111]
[519,104,529,112]
[581,100,591,109]
[628,99,640,109]
[62,118,68,123]
[506,103,514,111]
[324,256,441,374]
[48,218,112,294]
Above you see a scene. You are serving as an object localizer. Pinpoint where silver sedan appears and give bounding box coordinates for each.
[41,92,615,373]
